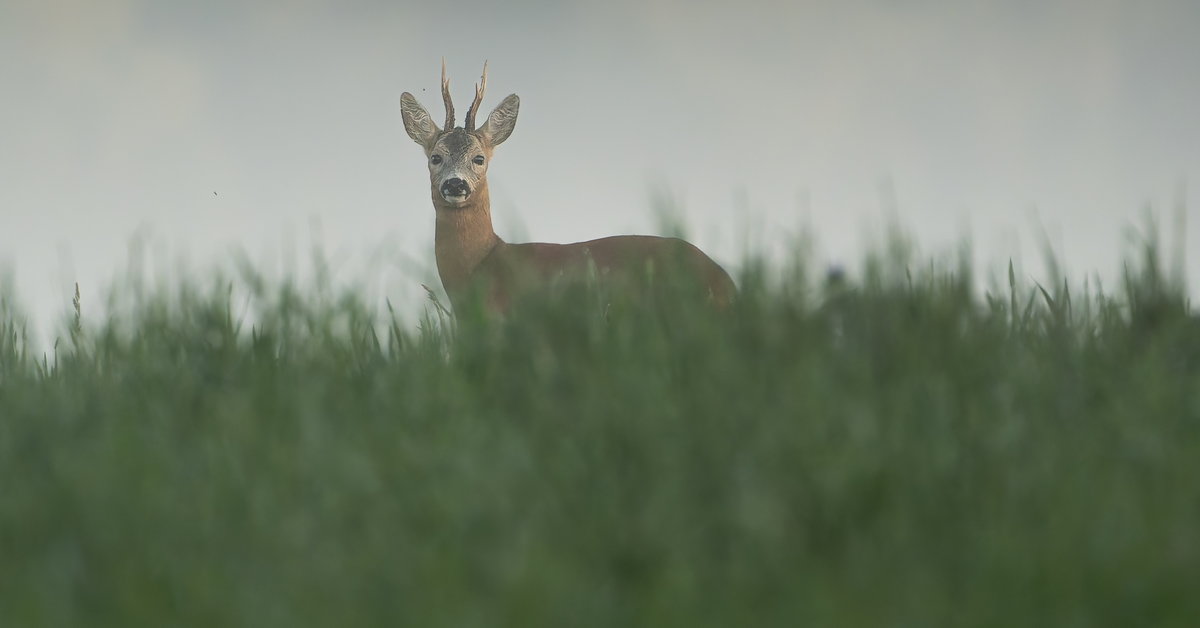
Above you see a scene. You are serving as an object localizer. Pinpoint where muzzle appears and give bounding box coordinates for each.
[440,178,471,202]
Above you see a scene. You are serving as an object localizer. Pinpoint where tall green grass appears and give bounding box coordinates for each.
[1,230,1198,627]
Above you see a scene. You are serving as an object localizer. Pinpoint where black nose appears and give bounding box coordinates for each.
[441,178,470,197]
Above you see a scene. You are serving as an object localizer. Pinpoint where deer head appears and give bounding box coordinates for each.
[399,61,520,211]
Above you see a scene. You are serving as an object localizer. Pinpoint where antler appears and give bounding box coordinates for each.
[441,58,455,130]
[464,61,488,131]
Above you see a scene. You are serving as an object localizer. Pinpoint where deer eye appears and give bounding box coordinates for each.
[430,155,443,165]
[472,155,485,165]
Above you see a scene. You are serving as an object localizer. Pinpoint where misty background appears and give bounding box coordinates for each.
[2,0,1198,347]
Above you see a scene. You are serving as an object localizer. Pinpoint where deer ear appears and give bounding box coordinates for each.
[400,92,440,148]
[479,94,519,146]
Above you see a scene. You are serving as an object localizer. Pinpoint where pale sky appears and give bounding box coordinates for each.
[2,0,1198,345]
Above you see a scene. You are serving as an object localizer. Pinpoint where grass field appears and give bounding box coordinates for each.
[1,230,1198,627]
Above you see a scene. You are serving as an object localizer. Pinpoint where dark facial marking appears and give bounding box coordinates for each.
[440,130,477,154]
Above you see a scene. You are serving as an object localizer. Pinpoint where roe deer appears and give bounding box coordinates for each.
[400,62,735,313]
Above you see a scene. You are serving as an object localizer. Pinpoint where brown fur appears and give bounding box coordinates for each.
[433,191,736,313]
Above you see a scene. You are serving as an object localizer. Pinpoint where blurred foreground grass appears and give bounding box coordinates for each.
[1,232,1199,627]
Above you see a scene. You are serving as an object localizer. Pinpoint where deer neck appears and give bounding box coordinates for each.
[433,186,502,297]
